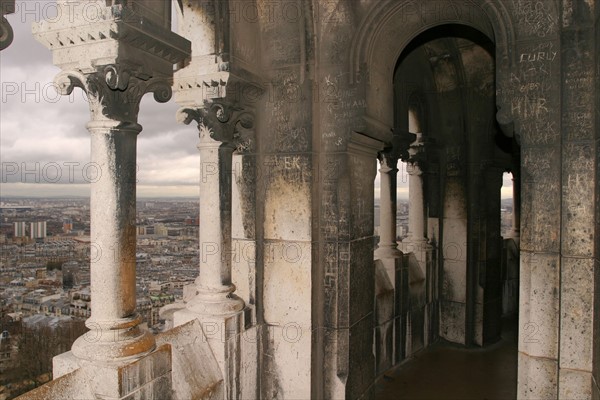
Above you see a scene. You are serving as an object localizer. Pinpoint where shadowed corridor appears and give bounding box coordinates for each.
[374,318,518,400]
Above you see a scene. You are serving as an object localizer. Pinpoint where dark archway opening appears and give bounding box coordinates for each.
[374,23,520,400]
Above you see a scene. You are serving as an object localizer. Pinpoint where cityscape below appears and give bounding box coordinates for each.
[0,196,514,399]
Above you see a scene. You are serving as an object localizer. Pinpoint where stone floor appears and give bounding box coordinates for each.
[374,318,518,400]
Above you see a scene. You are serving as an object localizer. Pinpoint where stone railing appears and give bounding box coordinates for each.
[373,239,436,378]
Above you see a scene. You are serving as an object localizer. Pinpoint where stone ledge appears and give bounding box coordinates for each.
[156,319,224,400]
[17,344,172,400]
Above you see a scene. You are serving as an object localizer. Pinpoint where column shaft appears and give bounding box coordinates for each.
[184,113,244,316]
[72,120,154,362]
[198,141,235,291]
[407,163,425,242]
[375,157,401,259]
[512,174,520,237]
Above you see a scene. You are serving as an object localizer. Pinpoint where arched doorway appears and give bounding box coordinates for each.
[372,20,521,398]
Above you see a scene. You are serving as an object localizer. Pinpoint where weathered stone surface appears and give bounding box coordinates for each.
[559,369,593,400]
[263,155,312,241]
[20,345,173,400]
[263,240,312,326]
[374,320,394,375]
[562,143,596,257]
[440,301,466,345]
[262,325,311,400]
[237,326,259,400]
[52,351,80,379]
[375,260,394,325]
[519,252,560,359]
[560,257,595,371]
[156,320,223,400]
[231,238,256,308]
[517,353,558,400]
[346,316,375,399]
[15,0,600,398]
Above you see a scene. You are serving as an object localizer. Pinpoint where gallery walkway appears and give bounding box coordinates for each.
[374,318,518,400]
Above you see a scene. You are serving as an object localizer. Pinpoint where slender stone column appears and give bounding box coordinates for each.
[51,67,174,361]
[511,173,521,237]
[407,161,426,243]
[0,0,15,51]
[177,104,248,316]
[32,1,190,365]
[405,132,427,246]
[375,153,402,260]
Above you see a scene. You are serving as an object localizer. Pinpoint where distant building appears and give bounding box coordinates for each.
[30,221,47,239]
[62,219,73,234]
[35,268,47,280]
[13,221,26,238]
[154,224,168,237]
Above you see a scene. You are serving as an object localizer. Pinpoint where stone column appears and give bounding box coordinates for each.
[55,67,174,361]
[404,132,427,245]
[0,0,15,51]
[176,104,247,317]
[174,103,254,399]
[406,161,426,243]
[375,153,402,261]
[511,173,520,238]
[32,2,190,397]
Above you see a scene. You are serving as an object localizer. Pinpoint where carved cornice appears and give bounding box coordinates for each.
[174,68,265,110]
[55,64,172,123]
[32,3,191,74]
[176,102,256,150]
[0,0,15,51]
[361,114,394,145]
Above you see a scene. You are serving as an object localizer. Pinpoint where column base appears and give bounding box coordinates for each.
[185,285,245,316]
[374,245,403,260]
[71,314,155,363]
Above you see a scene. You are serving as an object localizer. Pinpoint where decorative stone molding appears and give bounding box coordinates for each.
[350,0,515,146]
[175,68,264,117]
[32,1,190,75]
[0,0,15,51]
[56,64,172,123]
[176,101,255,148]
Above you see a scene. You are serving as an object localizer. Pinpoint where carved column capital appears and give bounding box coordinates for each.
[0,0,15,51]
[406,162,423,176]
[378,150,399,174]
[177,102,256,151]
[56,65,172,124]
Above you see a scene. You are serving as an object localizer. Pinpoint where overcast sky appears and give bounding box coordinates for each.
[0,1,512,200]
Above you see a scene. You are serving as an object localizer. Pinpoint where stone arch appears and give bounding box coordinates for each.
[350,0,515,143]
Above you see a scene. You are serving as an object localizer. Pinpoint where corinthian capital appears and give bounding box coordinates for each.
[177,102,255,150]
[0,0,15,51]
[55,65,172,123]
